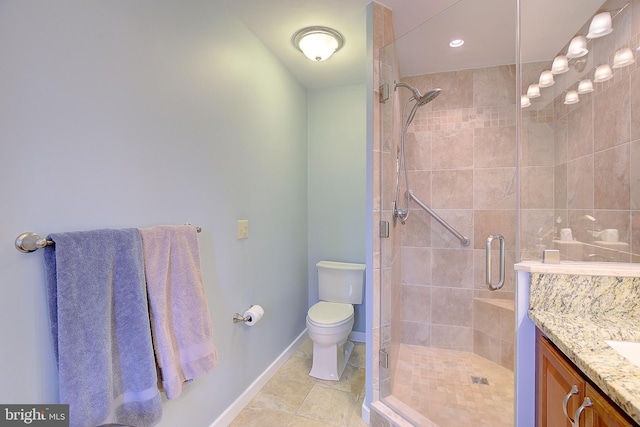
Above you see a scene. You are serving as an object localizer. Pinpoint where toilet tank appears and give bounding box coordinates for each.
[316,261,365,304]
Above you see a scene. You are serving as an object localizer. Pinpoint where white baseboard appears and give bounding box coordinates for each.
[361,402,370,424]
[209,329,308,427]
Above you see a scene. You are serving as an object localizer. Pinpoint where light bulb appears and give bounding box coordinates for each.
[587,12,613,39]
[567,36,589,59]
[593,64,613,83]
[539,70,555,88]
[564,90,579,105]
[527,84,540,98]
[612,47,635,68]
[552,55,569,74]
[577,79,594,94]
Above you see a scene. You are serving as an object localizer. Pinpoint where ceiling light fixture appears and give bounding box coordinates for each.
[612,47,635,68]
[449,39,464,48]
[566,36,589,59]
[593,64,613,82]
[564,90,580,105]
[578,79,594,94]
[587,12,613,39]
[292,26,344,62]
[551,55,570,74]
[538,70,555,88]
[526,84,540,98]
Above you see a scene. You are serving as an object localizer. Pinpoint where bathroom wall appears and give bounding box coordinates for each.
[0,1,309,425]
[520,0,640,263]
[308,84,368,335]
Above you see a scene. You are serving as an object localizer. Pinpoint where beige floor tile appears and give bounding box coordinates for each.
[347,342,366,369]
[317,363,366,395]
[247,377,314,414]
[294,339,314,359]
[287,415,342,427]
[228,406,293,427]
[232,340,366,427]
[296,383,361,426]
[274,353,316,386]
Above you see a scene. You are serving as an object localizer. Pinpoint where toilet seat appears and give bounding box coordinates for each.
[307,301,353,327]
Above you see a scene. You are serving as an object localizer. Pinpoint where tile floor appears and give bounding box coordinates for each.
[229,338,368,427]
[389,344,514,427]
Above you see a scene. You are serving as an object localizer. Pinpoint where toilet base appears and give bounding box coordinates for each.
[309,339,355,381]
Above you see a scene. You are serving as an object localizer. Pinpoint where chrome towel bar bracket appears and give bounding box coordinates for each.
[15,232,54,253]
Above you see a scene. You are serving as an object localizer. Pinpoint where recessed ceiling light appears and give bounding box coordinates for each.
[449,39,464,48]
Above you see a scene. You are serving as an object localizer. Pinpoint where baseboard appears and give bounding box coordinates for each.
[361,402,370,424]
[209,329,308,427]
[349,330,366,343]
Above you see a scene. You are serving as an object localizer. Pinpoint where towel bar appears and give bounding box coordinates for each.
[15,225,202,253]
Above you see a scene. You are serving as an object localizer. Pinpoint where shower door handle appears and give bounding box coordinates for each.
[486,234,505,291]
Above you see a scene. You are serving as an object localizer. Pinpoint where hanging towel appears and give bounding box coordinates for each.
[139,225,217,399]
[43,228,162,427]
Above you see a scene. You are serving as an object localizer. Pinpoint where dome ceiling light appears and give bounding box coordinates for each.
[292,26,345,62]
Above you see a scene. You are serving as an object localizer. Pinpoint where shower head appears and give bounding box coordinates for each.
[405,88,441,125]
[417,88,441,106]
[395,82,441,125]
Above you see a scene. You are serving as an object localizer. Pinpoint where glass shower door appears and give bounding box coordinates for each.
[378,1,517,425]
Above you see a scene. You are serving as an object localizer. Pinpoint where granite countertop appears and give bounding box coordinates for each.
[525,269,640,424]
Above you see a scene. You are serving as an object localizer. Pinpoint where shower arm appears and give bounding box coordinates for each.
[408,190,470,246]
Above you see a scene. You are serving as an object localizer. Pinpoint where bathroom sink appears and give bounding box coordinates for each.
[605,340,640,369]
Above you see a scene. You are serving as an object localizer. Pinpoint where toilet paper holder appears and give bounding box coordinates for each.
[233,312,250,323]
[233,305,257,324]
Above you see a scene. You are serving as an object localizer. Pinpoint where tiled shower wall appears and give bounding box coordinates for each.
[393,66,517,367]
[521,0,640,263]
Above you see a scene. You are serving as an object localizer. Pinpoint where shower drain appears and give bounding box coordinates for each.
[471,376,489,385]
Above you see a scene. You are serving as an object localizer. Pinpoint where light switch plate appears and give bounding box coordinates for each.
[237,220,248,239]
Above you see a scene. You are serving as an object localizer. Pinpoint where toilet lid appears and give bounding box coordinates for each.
[307,301,353,325]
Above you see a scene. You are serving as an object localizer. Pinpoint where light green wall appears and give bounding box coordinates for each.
[0,1,309,425]
[308,84,368,334]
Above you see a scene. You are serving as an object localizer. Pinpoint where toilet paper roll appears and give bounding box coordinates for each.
[244,305,264,326]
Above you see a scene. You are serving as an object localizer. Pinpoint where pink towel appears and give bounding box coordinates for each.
[139,225,217,399]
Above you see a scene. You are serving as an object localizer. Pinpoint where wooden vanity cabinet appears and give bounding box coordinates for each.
[537,331,585,426]
[584,383,636,427]
[536,330,637,427]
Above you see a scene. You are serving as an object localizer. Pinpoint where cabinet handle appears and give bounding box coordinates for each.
[562,385,579,424]
[572,397,593,427]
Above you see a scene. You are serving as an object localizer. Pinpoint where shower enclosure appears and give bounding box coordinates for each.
[374,0,638,425]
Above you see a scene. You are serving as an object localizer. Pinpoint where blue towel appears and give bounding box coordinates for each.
[44,229,162,427]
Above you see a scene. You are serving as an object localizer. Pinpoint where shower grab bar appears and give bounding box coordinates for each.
[486,234,505,291]
[408,190,470,246]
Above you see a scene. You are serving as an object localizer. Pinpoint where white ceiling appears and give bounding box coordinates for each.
[220,0,608,89]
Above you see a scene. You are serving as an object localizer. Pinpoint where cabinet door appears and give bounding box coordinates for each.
[537,334,585,427]
[581,384,636,427]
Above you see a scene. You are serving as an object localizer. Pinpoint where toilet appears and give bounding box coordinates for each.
[307,260,365,381]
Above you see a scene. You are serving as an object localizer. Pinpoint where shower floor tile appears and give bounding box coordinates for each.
[390,344,514,427]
